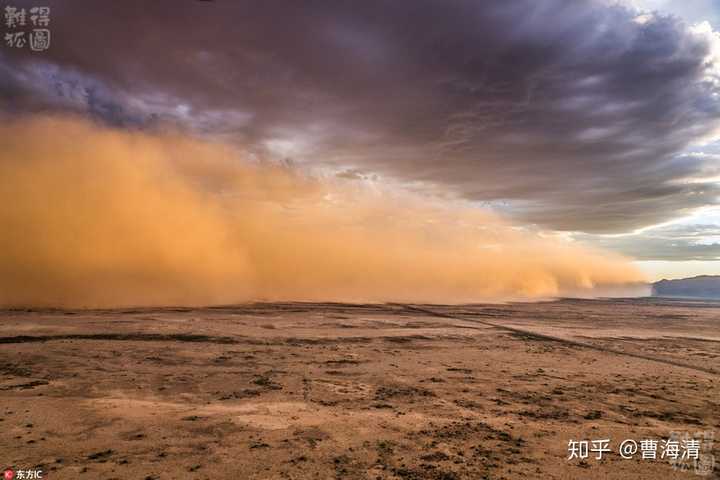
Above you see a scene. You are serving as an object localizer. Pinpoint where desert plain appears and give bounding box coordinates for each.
[0,298,718,480]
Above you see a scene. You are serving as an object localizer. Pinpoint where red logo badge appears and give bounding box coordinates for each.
[3,469,15,480]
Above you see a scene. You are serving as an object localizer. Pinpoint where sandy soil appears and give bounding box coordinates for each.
[0,298,718,479]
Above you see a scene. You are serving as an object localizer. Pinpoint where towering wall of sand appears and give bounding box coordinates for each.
[0,116,648,307]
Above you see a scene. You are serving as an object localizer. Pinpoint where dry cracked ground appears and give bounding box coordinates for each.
[0,299,719,479]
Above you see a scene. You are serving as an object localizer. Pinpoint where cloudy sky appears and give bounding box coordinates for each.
[4,0,720,280]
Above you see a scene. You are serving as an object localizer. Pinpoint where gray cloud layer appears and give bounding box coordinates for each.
[3,0,720,233]
[577,221,720,260]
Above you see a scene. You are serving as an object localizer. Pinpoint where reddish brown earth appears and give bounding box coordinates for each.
[1,298,718,479]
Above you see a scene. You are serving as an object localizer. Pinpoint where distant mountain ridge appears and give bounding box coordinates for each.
[652,275,720,299]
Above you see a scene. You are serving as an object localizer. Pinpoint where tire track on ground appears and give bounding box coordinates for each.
[393,303,719,376]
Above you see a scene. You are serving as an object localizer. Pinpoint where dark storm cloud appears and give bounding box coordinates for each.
[0,54,151,126]
[4,0,720,232]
